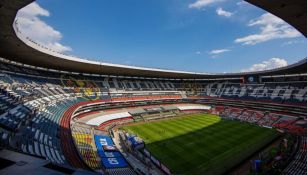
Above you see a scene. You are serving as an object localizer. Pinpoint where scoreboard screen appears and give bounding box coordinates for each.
[241,75,259,84]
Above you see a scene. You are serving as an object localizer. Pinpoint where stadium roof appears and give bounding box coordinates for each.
[246,0,307,38]
[0,0,306,79]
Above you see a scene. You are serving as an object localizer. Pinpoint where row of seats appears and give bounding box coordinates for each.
[0,83,89,168]
[107,168,136,175]
[72,132,102,170]
[96,118,134,131]
[219,107,307,134]
[2,59,307,105]
[200,83,307,104]
[0,88,22,115]
[16,97,85,166]
[0,105,30,131]
[257,113,280,127]
[59,101,89,169]
[0,128,10,147]
[2,60,307,107]
[282,136,307,175]
[0,64,177,92]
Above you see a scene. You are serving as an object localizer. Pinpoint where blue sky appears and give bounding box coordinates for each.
[16,0,307,73]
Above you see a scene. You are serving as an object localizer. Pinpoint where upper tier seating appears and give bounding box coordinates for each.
[211,83,307,104]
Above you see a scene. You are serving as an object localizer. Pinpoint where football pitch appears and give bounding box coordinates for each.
[122,114,280,175]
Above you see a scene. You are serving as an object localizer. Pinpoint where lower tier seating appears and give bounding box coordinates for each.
[282,136,307,175]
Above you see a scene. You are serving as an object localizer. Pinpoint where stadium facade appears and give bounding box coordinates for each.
[0,0,306,175]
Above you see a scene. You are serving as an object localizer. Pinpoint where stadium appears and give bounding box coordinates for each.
[0,0,306,175]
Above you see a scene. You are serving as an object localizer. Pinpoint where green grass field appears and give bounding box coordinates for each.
[122,114,280,175]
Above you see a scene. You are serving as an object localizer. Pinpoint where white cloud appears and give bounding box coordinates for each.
[209,49,230,55]
[235,13,302,45]
[189,0,224,9]
[241,58,288,72]
[16,2,72,53]
[281,39,305,46]
[195,51,201,55]
[216,7,232,17]
[236,1,248,6]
